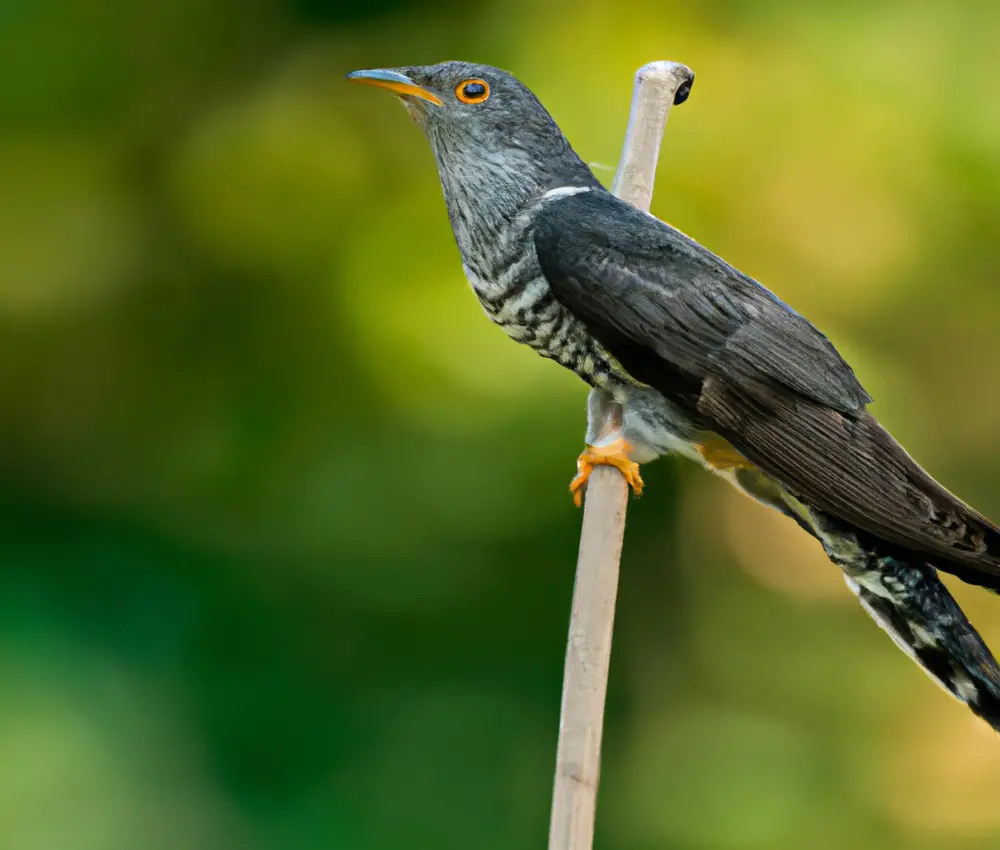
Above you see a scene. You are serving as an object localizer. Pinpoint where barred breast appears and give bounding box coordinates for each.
[455,187,633,389]
[464,257,623,388]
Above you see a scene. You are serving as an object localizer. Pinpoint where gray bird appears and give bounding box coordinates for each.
[348,61,1000,730]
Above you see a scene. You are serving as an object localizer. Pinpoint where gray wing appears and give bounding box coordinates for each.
[532,189,871,412]
[533,190,1000,586]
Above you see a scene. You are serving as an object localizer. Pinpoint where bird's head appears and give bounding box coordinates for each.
[347,61,601,224]
[347,61,564,137]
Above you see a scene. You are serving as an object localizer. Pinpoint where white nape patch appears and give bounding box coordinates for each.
[542,186,593,201]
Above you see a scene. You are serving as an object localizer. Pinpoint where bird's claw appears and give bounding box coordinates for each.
[569,438,644,507]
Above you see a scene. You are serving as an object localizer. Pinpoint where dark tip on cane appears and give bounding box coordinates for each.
[673,74,694,105]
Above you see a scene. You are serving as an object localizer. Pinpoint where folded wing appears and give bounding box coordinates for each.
[533,189,1000,587]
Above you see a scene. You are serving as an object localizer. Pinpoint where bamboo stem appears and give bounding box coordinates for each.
[547,60,695,850]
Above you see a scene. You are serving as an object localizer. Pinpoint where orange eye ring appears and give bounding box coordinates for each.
[456,78,490,104]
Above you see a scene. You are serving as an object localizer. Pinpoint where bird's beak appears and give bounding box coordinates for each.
[345,69,443,106]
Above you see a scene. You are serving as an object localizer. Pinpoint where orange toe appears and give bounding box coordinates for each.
[569,438,644,507]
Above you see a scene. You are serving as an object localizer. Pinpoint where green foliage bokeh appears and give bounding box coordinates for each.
[2,1,1000,848]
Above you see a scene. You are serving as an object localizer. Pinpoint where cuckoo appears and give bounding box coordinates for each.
[348,61,1000,731]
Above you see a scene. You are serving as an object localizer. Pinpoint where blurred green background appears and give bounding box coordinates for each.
[3,0,1000,848]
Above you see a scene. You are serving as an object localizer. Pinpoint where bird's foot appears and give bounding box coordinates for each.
[695,436,753,471]
[569,438,644,507]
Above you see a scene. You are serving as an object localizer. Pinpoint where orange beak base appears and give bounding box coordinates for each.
[346,69,442,106]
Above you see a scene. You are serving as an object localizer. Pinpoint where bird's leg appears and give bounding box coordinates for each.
[570,390,644,507]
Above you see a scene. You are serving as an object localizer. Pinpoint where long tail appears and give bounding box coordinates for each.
[845,553,1000,731]
[727,469,1000,730]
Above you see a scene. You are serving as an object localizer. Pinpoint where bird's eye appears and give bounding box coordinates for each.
[456,79,490,104]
